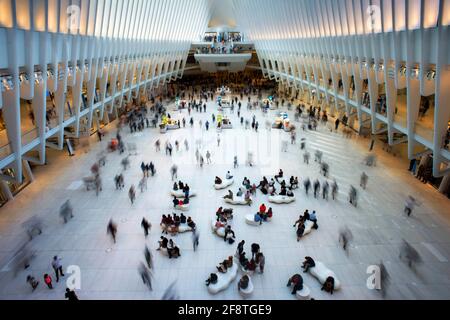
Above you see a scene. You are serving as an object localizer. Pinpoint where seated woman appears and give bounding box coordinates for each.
[262,208,273,221]
[187,216,196,229]
[254,213,263,224]
[178,181,185,190]
[239,252,249,267]
[309,210,318,229]
[259,203,267,215]
[168,246,181,259]
[238,275,250,291]
[243,191,251,204]
[275,169,284,180]
[216,207,224,220]
[172,196,179,208]
[223,190,234,200]
[157,236,169,250]
[182,196,189,205]
[215,218,226,229]
[217,260,229,273]
[205,273,218,286]
[173,214,181,226]
[226,171,233,179]
[302,256,316,273]
[223,208,233,220]
[224,226,235,244]
[183,184,190,192]
[322,276,335,294]
[236,188,243,197]
[250,184,257,195]
[245,259,257,271]
[279,186,287,196]
[291,177,299,189]
[215,176,223,185]
[286,274,304,295]
[296,222,305,241]
[180,213,187,224]
[280,180,286,188]
[289,176,295,186]
[173,182,179,191]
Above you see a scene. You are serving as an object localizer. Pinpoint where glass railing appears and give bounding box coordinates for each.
[21,128,39,146]
[0,142,12,160]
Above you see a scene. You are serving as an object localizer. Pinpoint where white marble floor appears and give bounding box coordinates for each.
[1,96,450,300]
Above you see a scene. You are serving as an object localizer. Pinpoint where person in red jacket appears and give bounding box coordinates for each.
[44,274,53,289]
[259,203,267,215]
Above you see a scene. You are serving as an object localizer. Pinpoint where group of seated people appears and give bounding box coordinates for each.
[157,237,181,259]
[256,176,294,197]
[253,203,273,224]
[223,188,252,203]
[173,181,191,197]
[160,213,196,234]
[172,195,189,207]
[302,256,335,294]
[216,207,234,221]
[293,210,318,240]
[216,256,234,273]
[237,251,264,273]
[214,172,233,185]
[205,256,235,286]
[241,177,257,194]
[213,218,236,244]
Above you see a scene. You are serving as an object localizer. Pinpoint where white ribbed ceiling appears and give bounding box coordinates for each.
[0,0,448,41]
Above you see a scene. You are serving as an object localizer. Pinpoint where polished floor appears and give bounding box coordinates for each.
[0,94,450,300]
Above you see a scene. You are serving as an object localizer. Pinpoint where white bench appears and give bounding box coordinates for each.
[268,195,296,204]
[224,196,252,206]
[296,285,311,300]
[308,261,341,290]
[170,190,197,198]
[174,203,190,211]
[161,223,193,234]
[207,263,238,294]
[302,220,315,237]
[211,220,226,238]
[215,178,234,190]
[238,276,254,298]
[245,214,262,226]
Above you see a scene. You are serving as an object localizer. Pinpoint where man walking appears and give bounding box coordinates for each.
[51,256,65,282]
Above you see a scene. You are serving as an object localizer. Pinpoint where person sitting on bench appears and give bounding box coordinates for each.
[287,274,304,295]
[322,276,335,295]
[302,256,315,273]
[223,190,233,200]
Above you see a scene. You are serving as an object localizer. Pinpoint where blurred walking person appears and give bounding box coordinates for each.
[138,263,153,291]
[192,229,200,252]
[360,172,368,190]
[331,180,339,200]
[141,218,151,238]
[349,185,358,207]
[129,185,136,204]
[303,178,311,196]
[144,246,153,269]
[338,227,353,255]
[107,219,118,243]
[404,196,419,217]
[399,240,422,273]
[60,200,74,223]
[171,164,178,181]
